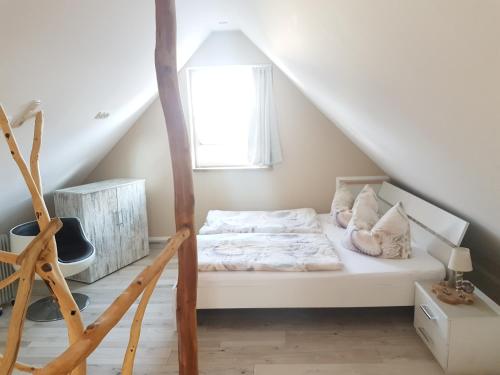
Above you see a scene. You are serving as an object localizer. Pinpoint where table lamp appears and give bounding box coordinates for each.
[448,247,473,293]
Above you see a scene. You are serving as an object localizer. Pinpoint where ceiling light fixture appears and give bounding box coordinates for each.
[94,112,110,120]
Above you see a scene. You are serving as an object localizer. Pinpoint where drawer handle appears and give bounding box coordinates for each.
[417,326,433,345]
[420,304,437,320]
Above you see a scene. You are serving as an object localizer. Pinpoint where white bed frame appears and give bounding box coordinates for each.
[173,176,469,310]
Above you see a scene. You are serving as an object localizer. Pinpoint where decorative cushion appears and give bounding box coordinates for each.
[342,185,379,250]
[350,184,380,229]
[372,202,412,259]
[350,229,382,257]
[331,184,354,213]
[350,202,412,259]
[330,184,354,228]
[334,210,353,228]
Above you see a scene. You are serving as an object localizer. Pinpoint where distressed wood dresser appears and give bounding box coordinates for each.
[54,178,149,283]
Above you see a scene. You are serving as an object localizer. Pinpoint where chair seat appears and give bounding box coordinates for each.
[54,218,95,263]
[57,241,94,263]
[10,217,95,264]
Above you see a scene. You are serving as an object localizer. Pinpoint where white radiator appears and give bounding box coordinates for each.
[0,234,17,305]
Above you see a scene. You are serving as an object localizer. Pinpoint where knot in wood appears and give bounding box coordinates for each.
[41,263,52,272]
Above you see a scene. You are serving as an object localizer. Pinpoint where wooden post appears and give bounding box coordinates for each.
[154,1,199,374]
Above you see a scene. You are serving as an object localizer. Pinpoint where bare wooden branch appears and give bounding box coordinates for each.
[155,1,199,374]
[0,104,86,375]
[0,270,20,290]
[122,269,163,374]
[0,354,39,373]
[30,111,43,194]
[0,219,62,375]
[0,251,18,265]
[36,228,189,375]
[0,105,47,225]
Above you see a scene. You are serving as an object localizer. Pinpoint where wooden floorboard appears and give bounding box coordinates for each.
[0,245,443,374]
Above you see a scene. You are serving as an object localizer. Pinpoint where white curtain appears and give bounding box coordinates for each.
[248,65,282,166]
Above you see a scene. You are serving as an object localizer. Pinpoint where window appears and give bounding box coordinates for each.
[187,65,282,169]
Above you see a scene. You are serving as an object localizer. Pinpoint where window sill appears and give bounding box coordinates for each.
[193,165,272,172]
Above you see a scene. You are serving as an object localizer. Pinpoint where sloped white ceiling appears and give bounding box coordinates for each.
[0,0,216,232]
[1,1,498,298]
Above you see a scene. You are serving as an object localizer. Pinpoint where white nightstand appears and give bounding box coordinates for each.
[414,281,500,374]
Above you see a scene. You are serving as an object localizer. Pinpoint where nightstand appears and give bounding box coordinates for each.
[414,281,500,374]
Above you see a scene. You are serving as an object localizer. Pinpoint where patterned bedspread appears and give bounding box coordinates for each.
[199,208,322,235]
[197,233,343,271]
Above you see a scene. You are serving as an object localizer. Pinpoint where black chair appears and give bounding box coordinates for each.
[10,217,96,321]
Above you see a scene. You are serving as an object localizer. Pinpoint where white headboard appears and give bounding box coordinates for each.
[378,183,469,247]
[336,176,390,196]
[337,176,469,277]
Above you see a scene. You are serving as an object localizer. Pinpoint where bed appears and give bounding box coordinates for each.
[174,176,469,310]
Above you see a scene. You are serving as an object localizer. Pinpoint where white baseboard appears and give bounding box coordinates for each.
[149,236,169,243]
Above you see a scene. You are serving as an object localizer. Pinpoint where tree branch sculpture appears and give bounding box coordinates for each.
[0,1,199,372]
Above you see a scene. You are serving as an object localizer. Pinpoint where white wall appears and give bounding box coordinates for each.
[87,31,383,235]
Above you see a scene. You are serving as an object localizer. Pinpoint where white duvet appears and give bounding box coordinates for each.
[197,233,343,272]
[199,208,322,235]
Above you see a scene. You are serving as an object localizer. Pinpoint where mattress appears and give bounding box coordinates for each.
[198,232,342,272]
[199,208,322,234]
[197,214,446,308]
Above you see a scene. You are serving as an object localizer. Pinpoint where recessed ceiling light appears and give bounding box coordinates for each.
[218,20,228,25]
[94,112,110,120]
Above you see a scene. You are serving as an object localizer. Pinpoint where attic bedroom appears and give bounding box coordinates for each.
[0,1,499,374]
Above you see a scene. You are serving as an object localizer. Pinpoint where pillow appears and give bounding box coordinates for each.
[372,202,411,259]
[350,184,380,229]
[334,210,353,228]
[330,184,355,228]
[342,185,379,250]
[331,184,354,213]
[350,202,412,259]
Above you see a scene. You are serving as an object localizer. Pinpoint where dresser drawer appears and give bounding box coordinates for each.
[415,285,449,342]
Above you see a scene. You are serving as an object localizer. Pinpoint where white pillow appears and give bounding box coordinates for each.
[342,185,379,250]
[350,202,412,259]
[335,210,353,228]
[352,185,379,229]
[330,184,354,228]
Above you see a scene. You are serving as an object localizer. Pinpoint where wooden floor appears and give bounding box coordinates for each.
[0,245,443,374]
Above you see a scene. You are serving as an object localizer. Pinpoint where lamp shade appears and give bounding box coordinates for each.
[448,247,473,272]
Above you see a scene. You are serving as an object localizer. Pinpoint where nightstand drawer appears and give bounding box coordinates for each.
[414,318,448,369]
[415,284,449,342]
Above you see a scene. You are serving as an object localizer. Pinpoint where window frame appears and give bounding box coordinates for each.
[186,64,271,171]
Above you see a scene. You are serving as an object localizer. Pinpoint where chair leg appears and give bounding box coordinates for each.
[26,293,90,322]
